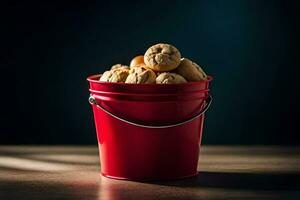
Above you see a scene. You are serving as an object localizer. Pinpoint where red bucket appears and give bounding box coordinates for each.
[87,74,212,181]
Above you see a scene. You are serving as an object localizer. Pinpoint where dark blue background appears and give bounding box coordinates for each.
[1,1,298,144]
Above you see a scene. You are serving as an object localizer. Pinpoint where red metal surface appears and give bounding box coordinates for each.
[87,74,212,181]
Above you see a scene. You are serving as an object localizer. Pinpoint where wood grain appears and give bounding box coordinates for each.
[0,146,299,200]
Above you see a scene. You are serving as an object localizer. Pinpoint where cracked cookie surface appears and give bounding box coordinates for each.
[111,64,130,70]
[174,58,207,81]
[156,72,187,84]
[125,65,156,84]
[144,43,181,72]
[99,67,129,83]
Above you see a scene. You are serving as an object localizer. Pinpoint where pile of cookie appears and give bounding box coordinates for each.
[99,43,207,84]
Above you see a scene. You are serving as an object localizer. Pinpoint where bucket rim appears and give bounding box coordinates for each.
[87,74,213,86]
[89,88,209,96]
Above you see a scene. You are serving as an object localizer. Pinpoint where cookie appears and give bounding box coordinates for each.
[111,64,130,70]
[174,58,207,81]
[129,55,145,68]
[156,72,187,84]
[99,70,112,82]
[99,67,129,83]
[144,43,181,72]
[125,65,156,84]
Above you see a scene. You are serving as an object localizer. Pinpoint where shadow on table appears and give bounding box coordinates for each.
[147,171,300,191]
[0,181,101,200]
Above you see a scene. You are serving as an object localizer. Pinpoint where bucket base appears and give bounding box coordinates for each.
[101,172,199,182]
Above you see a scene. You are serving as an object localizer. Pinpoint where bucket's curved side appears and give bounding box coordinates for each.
[91,102,205,180]
[87,75,213,180]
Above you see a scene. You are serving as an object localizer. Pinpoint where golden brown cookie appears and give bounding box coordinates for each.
[99,70,113,82]
[129,55,145,68]
[111,64,130,70]
[144,43,181,72]
[156,72,187,84]
[174,58,207,81]
[125,65,156,84]
[99,67,129,83]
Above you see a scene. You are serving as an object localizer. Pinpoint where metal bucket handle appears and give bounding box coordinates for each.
[88,94,212,129]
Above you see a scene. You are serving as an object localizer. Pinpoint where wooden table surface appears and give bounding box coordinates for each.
[0,146,299,200]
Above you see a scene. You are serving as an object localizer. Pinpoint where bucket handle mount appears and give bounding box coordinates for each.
[88,95,212,129]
